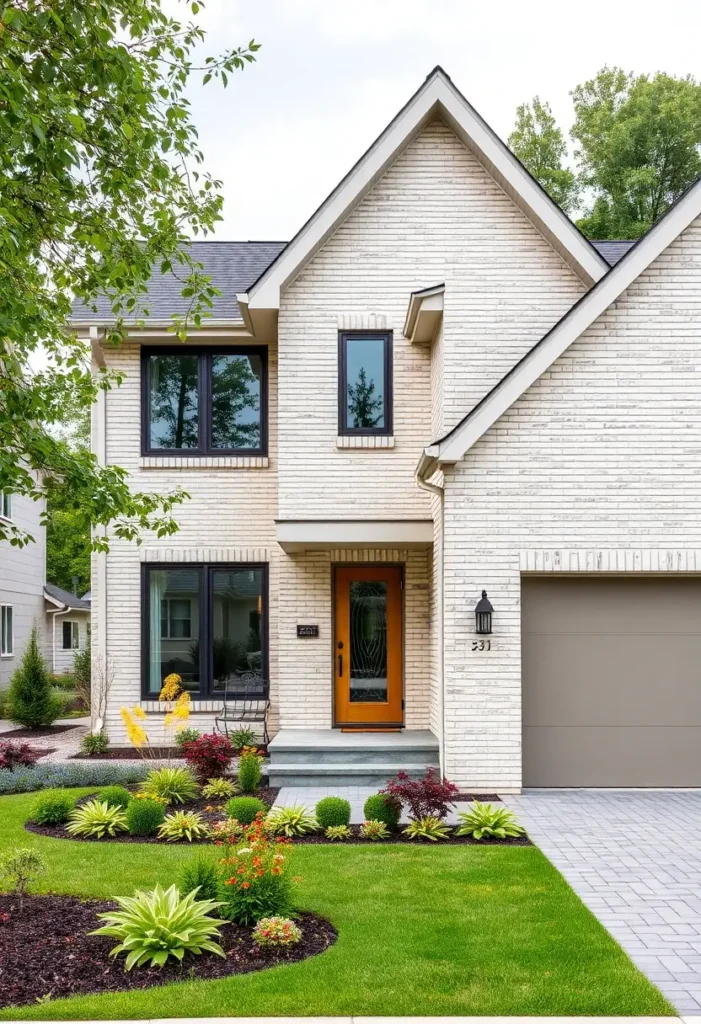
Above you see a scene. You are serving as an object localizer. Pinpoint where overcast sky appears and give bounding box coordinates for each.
[179,0,701,241]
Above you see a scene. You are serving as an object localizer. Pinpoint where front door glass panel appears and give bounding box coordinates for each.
[349,581,387,703]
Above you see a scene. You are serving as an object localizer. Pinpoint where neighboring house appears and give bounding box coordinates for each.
[43,584,91,675]
[71,66,701,790]
[0,490,46,689]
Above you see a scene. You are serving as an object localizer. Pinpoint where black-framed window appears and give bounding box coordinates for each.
[338,331,392,436]
[141,347,267,455]
[62,620,80,650]
[141,563,268,698]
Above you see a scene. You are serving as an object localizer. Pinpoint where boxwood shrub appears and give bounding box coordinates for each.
[30,788,76,825]
[225,796,267,824]
[126,798,166,836]
[98,785,132,809]
[363,792,401,828]
[315,796,351,828]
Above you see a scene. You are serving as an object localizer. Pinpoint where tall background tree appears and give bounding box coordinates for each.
[0,0,259,549]
[45,401,91,594]
[510,68,701,239]
[508,97,579,214]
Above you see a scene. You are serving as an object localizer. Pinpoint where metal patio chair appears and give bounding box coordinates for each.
[214,674,270,745]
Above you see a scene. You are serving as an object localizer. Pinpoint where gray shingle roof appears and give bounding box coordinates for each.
[44,583,91,611]
[70,241,287,323]
[591,240,636,266]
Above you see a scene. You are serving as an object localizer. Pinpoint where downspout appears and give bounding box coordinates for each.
[415,470,446,778]
[47,605,71,673]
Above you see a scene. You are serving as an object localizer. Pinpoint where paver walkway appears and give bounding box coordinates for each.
[0,716,90,761]
[502,791,701,1015]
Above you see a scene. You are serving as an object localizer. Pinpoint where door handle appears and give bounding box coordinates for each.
[338,653,343,677]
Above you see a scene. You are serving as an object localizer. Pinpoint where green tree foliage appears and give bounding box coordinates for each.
[0,1,259,549]
[572,68,701,239]
[508,97,579,213]
[6,626,63,727]
[46,404,91,594]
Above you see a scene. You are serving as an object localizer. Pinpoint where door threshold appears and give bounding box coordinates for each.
[340,727,403,733]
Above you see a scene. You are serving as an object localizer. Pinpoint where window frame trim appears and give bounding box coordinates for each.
[0,492,12,522]
[141,562,269,700]
[1,604,14,657]
[62,619,80,651]
[141,345,268,457]
[337,330,393,437]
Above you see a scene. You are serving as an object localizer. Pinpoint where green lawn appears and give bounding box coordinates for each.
[0,790,674,1019]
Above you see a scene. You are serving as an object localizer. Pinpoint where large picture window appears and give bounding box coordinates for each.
[338,331,392,436]
[142,564,267,698]
[141,347,267,455]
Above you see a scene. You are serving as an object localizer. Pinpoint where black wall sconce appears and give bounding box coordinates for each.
[475,590,493,635]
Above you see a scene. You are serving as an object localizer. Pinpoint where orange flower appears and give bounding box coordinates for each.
[242,881,250,889]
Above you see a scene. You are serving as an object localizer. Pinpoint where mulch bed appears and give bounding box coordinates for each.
[1,724,79,738]
[25,787,281,845]
[0,894,336,1009]
[454,793,501,802]
[293,826,530,846]
[71,746,270,761]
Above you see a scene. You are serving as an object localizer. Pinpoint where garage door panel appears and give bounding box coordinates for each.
[523,633,701,726]
[522,578,701,787]
[523,726,701,788]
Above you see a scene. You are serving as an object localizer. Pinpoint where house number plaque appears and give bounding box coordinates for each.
[471,639,491,651]
[297,625,319,638]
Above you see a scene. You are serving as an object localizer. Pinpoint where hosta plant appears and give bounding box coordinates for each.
[66,800,128,838]
[403,816,451,841]
[91,884,225,969]
[202,777,237,800]
[325,824,352,841]
[252,916,302,948]
[158,810,210,843]
[140,766,199,805]
[359,819,390,841]
[455,801,526,840]
[266,805,318,837]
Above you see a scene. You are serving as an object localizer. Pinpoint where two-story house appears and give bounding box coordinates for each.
[71,67,701,791]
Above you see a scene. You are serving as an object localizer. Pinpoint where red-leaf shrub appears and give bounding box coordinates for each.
[382,767,459,821]
[0,741,42,772]
[182,732,234,780]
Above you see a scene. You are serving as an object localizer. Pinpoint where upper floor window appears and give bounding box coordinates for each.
[0,492,12,521]
[1,606,13,657]
[338,331,392,436]
[141,347,267,456]
[62,620,80,650]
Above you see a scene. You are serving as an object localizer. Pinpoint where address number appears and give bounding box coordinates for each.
[471,639,491,651]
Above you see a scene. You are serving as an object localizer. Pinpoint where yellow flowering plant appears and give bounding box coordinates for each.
[120,674,191,761]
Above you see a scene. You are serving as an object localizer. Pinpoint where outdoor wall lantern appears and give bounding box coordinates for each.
[475,590,493,635]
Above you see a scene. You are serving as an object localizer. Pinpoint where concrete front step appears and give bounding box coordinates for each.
[270,746,439,766]
[268,762,435,788]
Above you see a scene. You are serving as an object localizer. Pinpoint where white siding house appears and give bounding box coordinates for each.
[0,491,46,691]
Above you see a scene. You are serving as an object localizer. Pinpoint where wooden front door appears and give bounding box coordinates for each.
[333,566,403,726]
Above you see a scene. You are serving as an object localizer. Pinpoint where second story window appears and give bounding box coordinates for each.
[338,331,392,436]
[142,347,267,456]
[0,492,11,520]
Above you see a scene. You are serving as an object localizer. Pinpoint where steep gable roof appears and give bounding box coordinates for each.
[240,67,609,323]
[417,179,701,479]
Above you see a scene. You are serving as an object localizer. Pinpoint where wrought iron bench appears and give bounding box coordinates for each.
[214,676,270,745]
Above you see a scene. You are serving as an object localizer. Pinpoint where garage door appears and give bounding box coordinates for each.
[522,577,701,787]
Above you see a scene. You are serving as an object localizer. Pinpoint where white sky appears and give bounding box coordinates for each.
[182,0,701,242]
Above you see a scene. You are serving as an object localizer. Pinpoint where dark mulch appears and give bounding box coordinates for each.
[454,793,501,802]
[71,746,270,761]
[25,787,281,845]
[0,894,336,1009]
[293,825,531,846]
[0,724,79,738]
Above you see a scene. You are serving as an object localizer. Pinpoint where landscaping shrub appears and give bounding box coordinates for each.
[66,799,128,838]
[455,801,526,840]
[80,731,109,756]
[125,797,165,837]
[218,815,294,925]
[50,672,76,691]
[0,761,149,795]
[140,765,199,805]
[30,789,76,825]
[6,627,63,728]
[73,643,91,712]
[363,792,401,828]
[382,768,459,821]
[182,732,234,780]
[403,816,451,841]
[208,818,245,843]
[315,796,351,828]
[202,777,237,800]
[0,740,42,771]
[237,750,262,793]
[91,884,225,969]
[98,785,132,809]
[266,804,319,837]
[325,824,352,841]
[158,810,209,842]
[252,916,302,949]
[359,819,390,840]
[175,727,201,748]
[229,726,257,753]
[225,796,266,824]
[178,855,221,901]
[0,847,46,911]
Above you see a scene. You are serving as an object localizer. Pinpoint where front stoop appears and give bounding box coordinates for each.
[267,728,439,787]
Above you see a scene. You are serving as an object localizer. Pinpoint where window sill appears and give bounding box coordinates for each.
[0,653,14,659]
[140,455,269,469]
[336,435,395,449]
[140,699,223,713]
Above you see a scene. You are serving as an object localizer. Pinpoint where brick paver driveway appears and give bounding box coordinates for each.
[502,790,701,1014]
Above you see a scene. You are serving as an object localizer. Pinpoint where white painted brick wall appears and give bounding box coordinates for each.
[442,214,701,791]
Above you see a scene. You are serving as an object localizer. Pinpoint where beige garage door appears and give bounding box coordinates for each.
[522,577,701,787]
